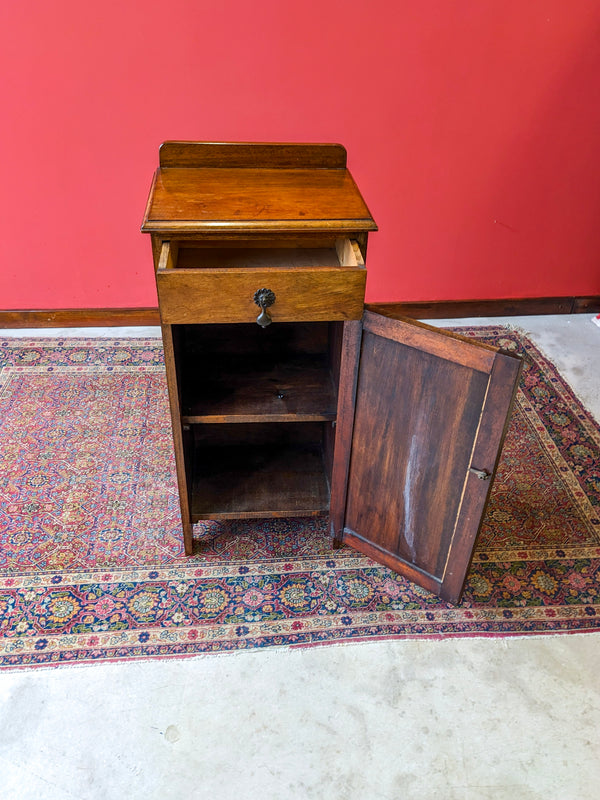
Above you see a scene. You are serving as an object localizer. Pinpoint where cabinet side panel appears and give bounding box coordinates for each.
[162,324,194,554]
[322,322,345,484]
[329,320,363,545]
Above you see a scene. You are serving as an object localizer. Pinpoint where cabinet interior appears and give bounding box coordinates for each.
[173,322,343,521]
[170,236,363,271]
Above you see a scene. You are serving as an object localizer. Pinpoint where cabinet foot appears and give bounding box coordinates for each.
[183,523,194,556]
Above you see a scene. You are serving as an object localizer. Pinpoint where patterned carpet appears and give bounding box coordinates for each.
[0,328,598,669]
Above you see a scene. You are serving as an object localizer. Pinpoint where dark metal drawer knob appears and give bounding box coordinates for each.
[254,288,276,327]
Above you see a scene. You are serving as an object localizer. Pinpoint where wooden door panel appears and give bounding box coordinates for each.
[345,330,490,576]
[340,311,522,603]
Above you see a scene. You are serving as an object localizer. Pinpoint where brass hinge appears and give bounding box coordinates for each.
[469,467,491,481]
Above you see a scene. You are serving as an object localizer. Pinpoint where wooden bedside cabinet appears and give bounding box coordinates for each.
[142,141,521,603]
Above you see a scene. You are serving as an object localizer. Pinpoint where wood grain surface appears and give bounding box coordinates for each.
[341,312,522,603]
[159,141,348,169]
[142,168,377,233]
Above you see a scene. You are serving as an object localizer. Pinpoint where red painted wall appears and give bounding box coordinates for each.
[1,0,599,309]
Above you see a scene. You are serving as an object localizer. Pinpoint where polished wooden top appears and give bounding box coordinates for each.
[141,142,377,235]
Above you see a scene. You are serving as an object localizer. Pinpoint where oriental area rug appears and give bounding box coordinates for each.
[0,328,599,669]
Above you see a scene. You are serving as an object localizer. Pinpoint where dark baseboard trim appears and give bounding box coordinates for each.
[366,296,600,319]
[0,308,161,328]
[0,296,598,328]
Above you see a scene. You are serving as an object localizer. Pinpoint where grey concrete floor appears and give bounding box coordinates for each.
[0,315,599,800]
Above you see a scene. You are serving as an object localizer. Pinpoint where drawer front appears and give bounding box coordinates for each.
[156,243,366,324]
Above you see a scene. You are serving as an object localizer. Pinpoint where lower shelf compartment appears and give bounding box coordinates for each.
[190,423,331,520]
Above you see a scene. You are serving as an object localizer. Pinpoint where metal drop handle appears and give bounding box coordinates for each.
[254,288,276,327]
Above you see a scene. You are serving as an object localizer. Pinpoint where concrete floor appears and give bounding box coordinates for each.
[0,315,599,800]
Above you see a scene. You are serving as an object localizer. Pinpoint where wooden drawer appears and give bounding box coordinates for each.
[155,238,366,324]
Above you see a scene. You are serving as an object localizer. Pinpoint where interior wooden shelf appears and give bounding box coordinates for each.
[191,440,330,520]
[181,355,337,423]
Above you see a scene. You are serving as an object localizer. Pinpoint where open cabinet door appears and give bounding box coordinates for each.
[332,310,522,604]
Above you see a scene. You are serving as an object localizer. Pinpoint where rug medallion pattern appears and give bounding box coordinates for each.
[0,329,598,668]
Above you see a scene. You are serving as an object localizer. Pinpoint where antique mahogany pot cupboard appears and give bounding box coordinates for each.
[142,141,521,604]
